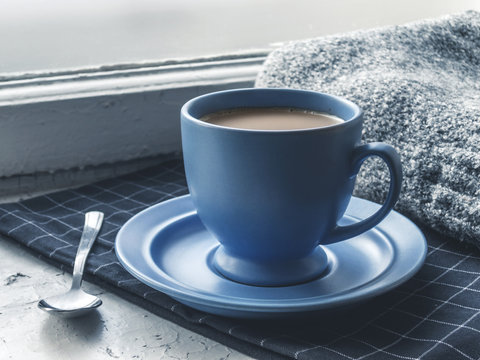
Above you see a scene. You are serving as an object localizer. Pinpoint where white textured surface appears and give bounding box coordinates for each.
[0,237,251,360]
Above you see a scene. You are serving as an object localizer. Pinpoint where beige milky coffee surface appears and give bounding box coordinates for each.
[201,107,344,130]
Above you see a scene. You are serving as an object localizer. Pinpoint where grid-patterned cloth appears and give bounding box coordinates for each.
[1,158,479,360]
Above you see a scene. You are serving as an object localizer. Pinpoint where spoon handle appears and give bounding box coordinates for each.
[70,211,104,290]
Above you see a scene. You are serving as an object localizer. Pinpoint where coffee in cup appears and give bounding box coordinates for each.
[201,107,343,130]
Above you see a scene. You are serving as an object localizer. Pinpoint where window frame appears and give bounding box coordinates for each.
[0,50,268,178]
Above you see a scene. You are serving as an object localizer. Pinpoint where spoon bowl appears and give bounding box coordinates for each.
[38,211,104,318]
[38,289,102,318]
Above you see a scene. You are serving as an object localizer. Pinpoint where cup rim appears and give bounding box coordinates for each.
[181,88,363,133]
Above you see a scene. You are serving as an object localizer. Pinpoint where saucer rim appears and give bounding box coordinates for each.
[115,195,427,314]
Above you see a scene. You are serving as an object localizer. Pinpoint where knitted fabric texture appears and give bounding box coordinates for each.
[256,11,480,247]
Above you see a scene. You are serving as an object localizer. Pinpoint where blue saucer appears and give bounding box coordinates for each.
[115,195,427,319]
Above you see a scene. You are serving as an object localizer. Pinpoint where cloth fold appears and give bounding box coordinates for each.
[256,10,480,248]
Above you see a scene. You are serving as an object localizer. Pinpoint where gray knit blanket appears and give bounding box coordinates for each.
[256,11,480,248]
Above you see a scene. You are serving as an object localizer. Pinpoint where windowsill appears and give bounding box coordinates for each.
[0,52,266,185]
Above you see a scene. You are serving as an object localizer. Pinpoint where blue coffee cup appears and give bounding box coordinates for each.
[181,88,402,286]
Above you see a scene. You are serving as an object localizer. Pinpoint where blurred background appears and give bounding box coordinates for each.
[1,0,479,75]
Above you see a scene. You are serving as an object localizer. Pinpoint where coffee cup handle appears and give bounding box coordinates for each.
[326,142,402,244]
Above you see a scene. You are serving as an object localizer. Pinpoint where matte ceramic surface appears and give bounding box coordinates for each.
[181,88,402,286]
[115,195,427,319]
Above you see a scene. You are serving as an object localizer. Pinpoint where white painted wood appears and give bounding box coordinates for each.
[0,54,265,178]
[0,53,267,105]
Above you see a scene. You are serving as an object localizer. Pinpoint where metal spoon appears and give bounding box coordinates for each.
[38,211,104,318]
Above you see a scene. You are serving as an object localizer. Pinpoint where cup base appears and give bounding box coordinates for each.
[212,246,329,287]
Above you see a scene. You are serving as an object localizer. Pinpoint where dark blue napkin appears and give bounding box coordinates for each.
[1,158,479,359]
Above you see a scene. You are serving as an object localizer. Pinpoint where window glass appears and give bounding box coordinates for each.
[0,0,478,76]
